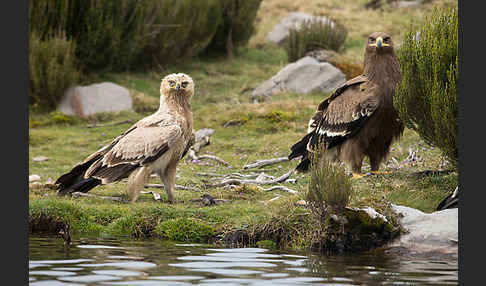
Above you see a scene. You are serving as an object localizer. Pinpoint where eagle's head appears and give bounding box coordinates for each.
[160,73,195,100]
[365,32,395,55]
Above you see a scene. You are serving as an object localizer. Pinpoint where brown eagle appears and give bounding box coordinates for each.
[288,32,403,178]
[55,73,195,203]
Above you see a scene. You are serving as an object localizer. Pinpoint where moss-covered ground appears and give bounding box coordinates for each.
[29,0,458,253]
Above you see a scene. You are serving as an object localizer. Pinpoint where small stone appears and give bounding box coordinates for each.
[29,174,41,182]
[294,200,308,207]
[32,156,50,162]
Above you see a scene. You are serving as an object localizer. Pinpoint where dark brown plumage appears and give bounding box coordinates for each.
[289,32,403,178]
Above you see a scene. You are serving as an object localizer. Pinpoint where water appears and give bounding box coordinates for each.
[29,235,458,285]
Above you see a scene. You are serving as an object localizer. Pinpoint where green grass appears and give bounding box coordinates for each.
[29,1,458,250]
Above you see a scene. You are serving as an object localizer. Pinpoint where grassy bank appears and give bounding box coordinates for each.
[29,0,458,252]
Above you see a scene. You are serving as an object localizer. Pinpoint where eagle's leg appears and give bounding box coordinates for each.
[349,151,367,179]
[159,163,177,204]
[126,166,150,203]
[369,153,391,175]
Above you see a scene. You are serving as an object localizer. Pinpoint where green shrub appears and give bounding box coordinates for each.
[29,32,80,111]
[394,7,458,167]
[284,18,348,62]
[154,218,214,243]
[29,1,254,71]
[29,0,155,71]
[306,154,353,219]
[204,0,263,58]
[137,0,222,67]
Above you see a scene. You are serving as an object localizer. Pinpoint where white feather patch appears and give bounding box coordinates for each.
[317,129,349,137]
[307,119,316,133]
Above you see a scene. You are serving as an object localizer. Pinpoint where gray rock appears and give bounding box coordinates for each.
[394,1,420,8]
[390,204,458,255]
[57,82,132,117]
[251,57,346,102]
[267,12,335,45]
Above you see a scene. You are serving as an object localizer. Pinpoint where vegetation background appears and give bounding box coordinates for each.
[29,0,458,248]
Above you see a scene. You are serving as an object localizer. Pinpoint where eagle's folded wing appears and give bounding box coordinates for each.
[309,82,380,150]
[84,124,182,182]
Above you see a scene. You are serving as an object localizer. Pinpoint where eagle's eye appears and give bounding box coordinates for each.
[384,37,391,43]
[181,81,189,88]
[368,37,375,43]
[168,80,176,87]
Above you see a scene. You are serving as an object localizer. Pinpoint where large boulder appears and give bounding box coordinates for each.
[267,12,335,45]
[251,56,346,102]
[57,82,133,117]
[389,204,458,257]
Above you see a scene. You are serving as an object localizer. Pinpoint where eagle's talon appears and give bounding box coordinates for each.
[352,173,368,179]
[370,170,392,175]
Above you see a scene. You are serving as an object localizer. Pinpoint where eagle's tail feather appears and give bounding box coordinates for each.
[289,132,314,173]
[295,154,311,172]
[436,187,459,211]
[55,164,101,195]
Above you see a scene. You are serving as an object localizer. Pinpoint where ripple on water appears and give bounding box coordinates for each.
[285,267,309,273]
[30,281,85,286]
[206,252,282,259]
[30,259,94,264]
[149,275,205,281]
[190,268,265,276]
[199,278,268,284]
[29,236,458,285]
[29,262,49,269]
[266,277,328,284]
[29,270,77,276]
[81,261,157,270]
[169,261,277,268]
[207,248,267,253]
[59,274,123,283]
[260,273,290,278]
[77,245,122,249]
[52,267,84,271]
[101,281,193,286]
[177,255,282,263]
[92,270,143,277]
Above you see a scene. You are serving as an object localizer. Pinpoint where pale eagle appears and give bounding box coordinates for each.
[55,73,195,203]
[288,32,403,178]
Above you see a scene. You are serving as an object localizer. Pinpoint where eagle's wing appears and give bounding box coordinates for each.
[84,114,183,182]
[308,75,380,150]
[307,76,369,133]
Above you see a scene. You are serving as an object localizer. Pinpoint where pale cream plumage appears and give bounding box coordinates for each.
[55,73,195,203]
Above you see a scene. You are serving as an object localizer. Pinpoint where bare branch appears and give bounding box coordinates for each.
[257,185,298,194]
[197,154,230,166]
[206,170,293,188]
[144,184,199,191]
[243,157,289,169]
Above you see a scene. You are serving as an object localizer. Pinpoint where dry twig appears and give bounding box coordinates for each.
[205,170,293,188]
[144,184,199,191]
[243,157,289,169]
[257,185,298,194]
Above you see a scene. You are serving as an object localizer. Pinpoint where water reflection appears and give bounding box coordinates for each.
[29,236,458,285]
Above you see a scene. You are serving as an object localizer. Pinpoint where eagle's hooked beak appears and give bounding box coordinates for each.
[370,36,390,48]
[175,82,181,91]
